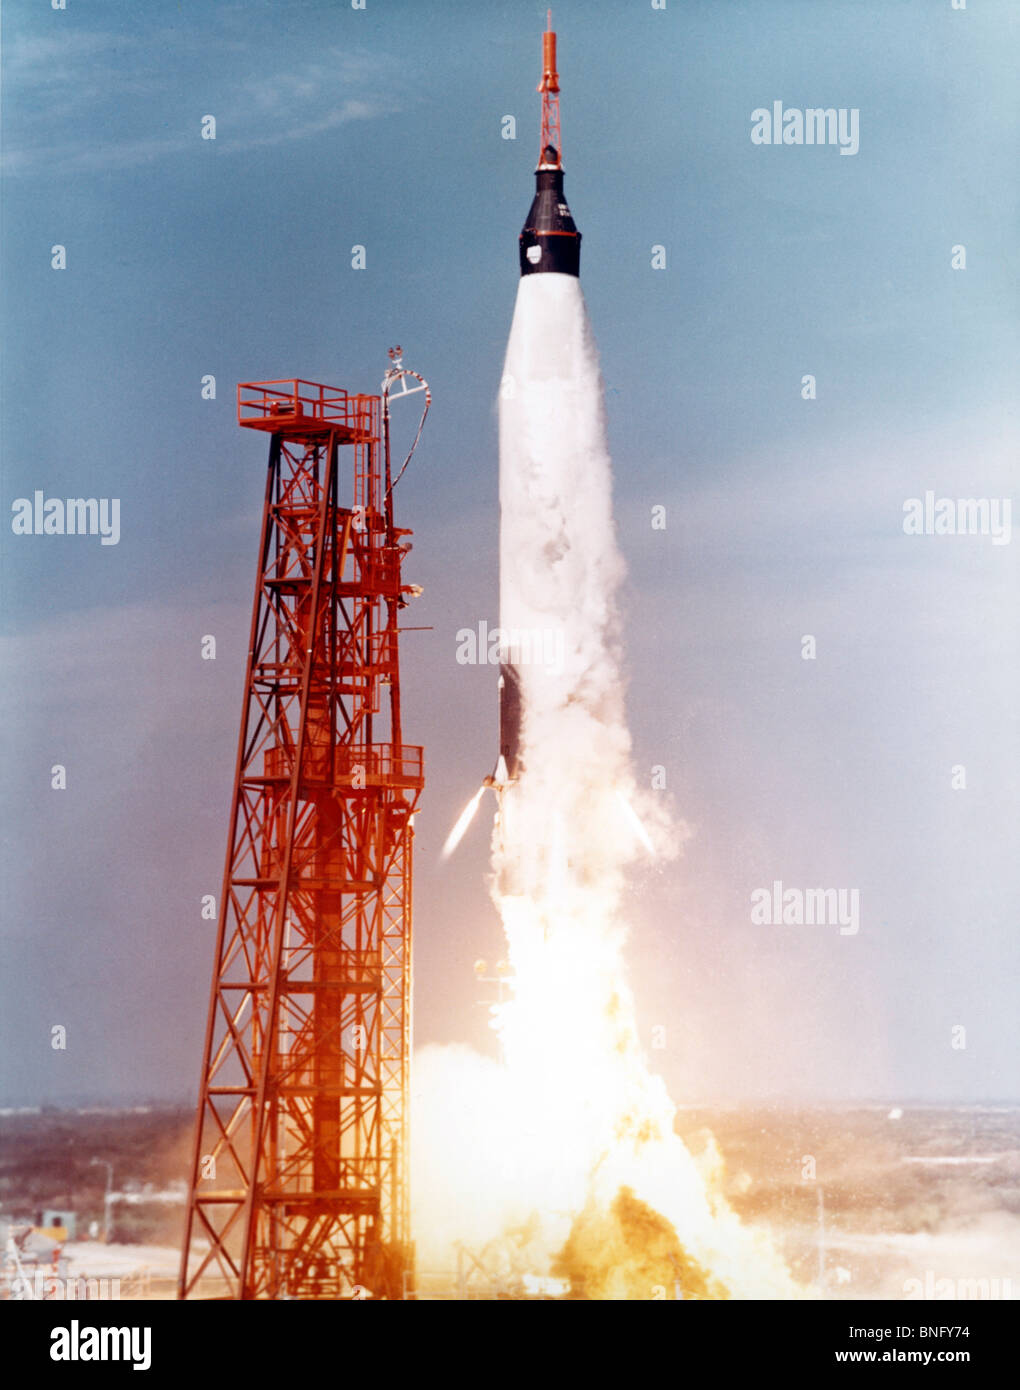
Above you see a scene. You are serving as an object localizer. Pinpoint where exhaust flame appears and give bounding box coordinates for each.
[617,791,655,856]
[414,275,797,1297]
[442,786,486,860]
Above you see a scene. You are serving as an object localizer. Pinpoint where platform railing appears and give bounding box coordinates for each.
[238,379,355,430]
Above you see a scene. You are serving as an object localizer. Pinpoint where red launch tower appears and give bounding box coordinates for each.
[179,367,427,1300]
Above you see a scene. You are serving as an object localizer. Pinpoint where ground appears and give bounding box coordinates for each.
[1,1103,1016,1299]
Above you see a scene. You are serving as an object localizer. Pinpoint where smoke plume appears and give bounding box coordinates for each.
[413,275,796,1298]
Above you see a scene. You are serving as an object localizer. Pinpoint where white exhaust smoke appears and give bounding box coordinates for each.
[413,274,796,1298]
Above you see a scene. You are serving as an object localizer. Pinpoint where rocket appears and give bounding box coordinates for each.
[485,15,580,797]
[441,16,586,858]
[446,20,649,875]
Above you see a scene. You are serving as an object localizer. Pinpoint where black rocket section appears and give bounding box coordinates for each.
[519,145,582,278]
[498,664,522,782]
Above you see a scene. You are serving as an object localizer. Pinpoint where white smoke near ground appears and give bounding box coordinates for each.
[413,274,797,1297]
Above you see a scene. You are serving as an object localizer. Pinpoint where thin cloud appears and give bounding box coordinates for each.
[1,98,392,176]
[1,24,404,176]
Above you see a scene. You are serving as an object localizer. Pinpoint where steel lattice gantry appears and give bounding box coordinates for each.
[179,380,423,1300]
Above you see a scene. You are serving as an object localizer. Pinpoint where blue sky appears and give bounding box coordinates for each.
[1,0,1016,1106]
